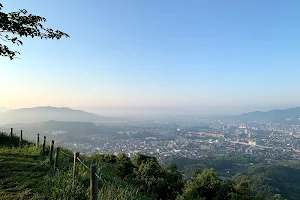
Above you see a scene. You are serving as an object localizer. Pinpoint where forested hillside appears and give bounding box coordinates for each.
[166,155,300,200]
[233,164,300,200]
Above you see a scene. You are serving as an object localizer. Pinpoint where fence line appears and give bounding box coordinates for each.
[1,128,100,200]
[75,157,104,186]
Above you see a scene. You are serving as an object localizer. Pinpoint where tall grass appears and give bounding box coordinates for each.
[33,151,152,200]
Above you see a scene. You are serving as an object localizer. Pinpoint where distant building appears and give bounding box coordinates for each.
[150,141,159,146]
[200,145,211,150]
[192,132,224,138]
[128,152,135,159]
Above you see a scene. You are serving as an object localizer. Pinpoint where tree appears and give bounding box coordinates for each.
[0,2,69,60]
[132,154,184,199]
[116,152,134,178]
[184,168,222,200]
[132,153,160,169]
[183,168,255,200]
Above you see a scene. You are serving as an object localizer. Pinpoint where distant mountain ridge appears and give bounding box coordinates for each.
[0,106,113,125]
[236,107,300,121]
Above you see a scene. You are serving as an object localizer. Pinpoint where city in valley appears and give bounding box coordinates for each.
[56,118,300,168]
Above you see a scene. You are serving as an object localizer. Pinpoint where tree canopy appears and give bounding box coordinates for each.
[0,2,69,60]
[90,152,258,200]
[233,164,300,200]
[182,168,254,200]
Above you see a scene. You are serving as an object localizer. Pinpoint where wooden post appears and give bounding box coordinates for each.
[90,164,98,200]
[36,134,40,146]
[19,130,23,146]
[73,152,80,186]
[54,147,60,171]
[49,140,54,162]
[42,136,46,156]
[10,128,13,137]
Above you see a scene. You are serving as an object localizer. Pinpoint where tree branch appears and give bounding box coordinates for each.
[0,2,69,59]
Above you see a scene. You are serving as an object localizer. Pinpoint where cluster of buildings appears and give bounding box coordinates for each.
[59,118,300,163]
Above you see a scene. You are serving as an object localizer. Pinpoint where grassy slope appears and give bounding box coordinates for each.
[0,146,49,200]
[0,133,151,200]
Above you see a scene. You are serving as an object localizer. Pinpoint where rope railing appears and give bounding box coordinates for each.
[2,129,148,200]
[75,157,106,185]
[2,128,101,200]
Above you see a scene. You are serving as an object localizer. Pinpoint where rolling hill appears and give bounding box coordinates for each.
[235,107,300,121]
[0,106,113,125]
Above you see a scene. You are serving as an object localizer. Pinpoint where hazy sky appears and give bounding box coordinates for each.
[1,0,300,115]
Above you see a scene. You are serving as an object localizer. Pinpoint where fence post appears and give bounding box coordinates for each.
[42,136,46,156]
[54,147,60,171]
[90,164,98,200]
[10,128,13,137]
[49,140,54,162]
[73,152,80,186]
[19,130,23,146]
[36,134,40,146]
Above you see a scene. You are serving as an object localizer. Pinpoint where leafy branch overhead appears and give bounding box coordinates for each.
[0,3,69,60]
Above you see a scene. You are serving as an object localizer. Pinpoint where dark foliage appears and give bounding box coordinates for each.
[182,168,254,200]
[233,163,300,200]
[90,152,257,200]
[0,3,69,59]
[0,132,32,147]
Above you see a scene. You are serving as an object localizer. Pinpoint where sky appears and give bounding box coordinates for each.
[1,0,300,116]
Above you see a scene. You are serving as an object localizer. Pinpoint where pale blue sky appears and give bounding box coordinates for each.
[1,0,300,115]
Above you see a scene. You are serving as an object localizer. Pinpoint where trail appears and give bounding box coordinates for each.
[0,147,49,200]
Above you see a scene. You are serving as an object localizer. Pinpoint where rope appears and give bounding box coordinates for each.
[76,157,106,184]
[77,157,89,170]
[96,172,105,194]
[60,150,73,157]
[94,173,100,179]
[56,150,106,186]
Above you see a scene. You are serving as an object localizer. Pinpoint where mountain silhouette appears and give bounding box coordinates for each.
[0,106,112,124]
[236,107,300,121]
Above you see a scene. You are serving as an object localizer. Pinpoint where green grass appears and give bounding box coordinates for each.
[0,133,151,200]
[0,145,49,200]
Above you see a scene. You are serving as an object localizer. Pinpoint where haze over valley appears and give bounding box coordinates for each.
[2,0,300,199]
